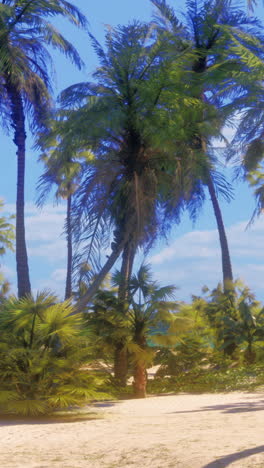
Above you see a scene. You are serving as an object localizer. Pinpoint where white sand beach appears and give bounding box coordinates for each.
[1,392,264,468]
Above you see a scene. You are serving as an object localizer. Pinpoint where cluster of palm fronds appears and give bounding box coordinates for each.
[0,292,112,416]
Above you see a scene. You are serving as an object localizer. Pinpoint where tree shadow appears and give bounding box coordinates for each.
[0,413,100,426]
[202,445,264,468]
[168,400,264,414]
[92,401,121,407]
[0,400,122,426]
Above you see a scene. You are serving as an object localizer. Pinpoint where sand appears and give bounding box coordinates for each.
[1,392,264,468]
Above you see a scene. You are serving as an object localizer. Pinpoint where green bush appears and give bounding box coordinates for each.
[147,365,264,394]
[0,292,113,416]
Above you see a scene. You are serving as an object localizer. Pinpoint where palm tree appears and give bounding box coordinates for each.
[58,22,197,311]
[37,121,94,300]
[86,288,132,387]
[0,0,87,297]
[151,0,263,290]
[127,264,183,397]
[87,265,183,396]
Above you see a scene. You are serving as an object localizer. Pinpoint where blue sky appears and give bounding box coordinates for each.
[1,0,264,303]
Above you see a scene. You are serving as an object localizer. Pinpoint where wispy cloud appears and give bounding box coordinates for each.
[33,268,67,298]
[149,216,264,301]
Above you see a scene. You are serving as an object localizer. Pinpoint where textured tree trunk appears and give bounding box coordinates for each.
[5,82,31,298]
[133,335,147,398]
[65,194,72,300]
[114,241,136,386]
[133,362,147,398]
[207,174,233,290]
[191,53,233,293]
[118,240,135,302]
[113,342,128,387]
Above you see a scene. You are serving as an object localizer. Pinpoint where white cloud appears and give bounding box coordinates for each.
[28,239,67,263]
[26,213,65,243]
[33,268,67,298]
[12,202,68,262]
[150,229,220,265]
[3,199,264,303]
[148,215,264,301]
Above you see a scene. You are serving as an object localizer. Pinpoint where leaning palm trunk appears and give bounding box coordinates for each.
[207,174,233,289]
[75,242,126,313]
[114,241,136,386]
[5,82,31,297]
[65,194,73,300]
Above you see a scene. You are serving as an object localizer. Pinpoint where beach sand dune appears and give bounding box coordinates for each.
[1,392,264,468]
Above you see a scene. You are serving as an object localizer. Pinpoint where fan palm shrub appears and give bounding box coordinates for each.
[127,265,179,397]
[85,289,132,387]
[192,281,264,361]
[89,265,190,397]
[0,292,111,416]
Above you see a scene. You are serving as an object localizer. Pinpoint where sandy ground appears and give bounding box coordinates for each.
[1,392,264,468]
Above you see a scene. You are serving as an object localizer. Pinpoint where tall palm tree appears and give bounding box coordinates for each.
[58,22,196,312]
[0,0,87,297]
[151,0,263,290]
[37,121,93,300]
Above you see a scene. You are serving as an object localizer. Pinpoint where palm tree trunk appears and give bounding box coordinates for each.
[5,82,31,297]
[133,335,147,398]
[119,240,135,302]
[65,194,72,300]
[191,55,233,293]
[74,241,125,313]
[207,174,233,290]
[114,342,128,388]
[133,362,147,398]
[114,241,136,386]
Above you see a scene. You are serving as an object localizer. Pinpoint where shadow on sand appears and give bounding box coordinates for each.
[0,400,122,426]
[202,445,264,468]
[0,414,99,426]
[168,400,264,415]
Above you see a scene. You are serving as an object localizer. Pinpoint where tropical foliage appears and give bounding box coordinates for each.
[2,0,264,412]
[0,292,111,415]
